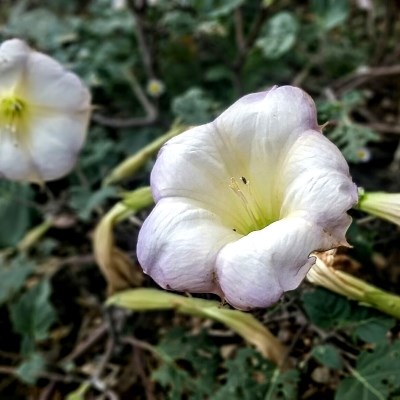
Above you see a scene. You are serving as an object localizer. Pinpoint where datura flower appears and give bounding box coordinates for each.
[0,39,91,182]
[137,86,358,310]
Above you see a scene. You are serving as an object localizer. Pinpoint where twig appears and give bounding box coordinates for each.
[38,381,56,400]
[92,338,114,384]
[0,365,83,384]
[233,6,268,70]
[128,0,156,79]
[359,122,400,135]
[332,64,400,94]
[133,348,156,400]
[234,8,246,54]
[105,390,120,400]
[61,323,108,364]
[92,69,158,128]
[231,4,268,94]
[280,322,307,366]
[121,336,159,355]
[93,0,159,128]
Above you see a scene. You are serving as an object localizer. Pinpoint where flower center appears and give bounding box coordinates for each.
[229,176,274,235]
[0,95,29,141]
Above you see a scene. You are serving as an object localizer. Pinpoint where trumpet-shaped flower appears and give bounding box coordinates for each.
[0,39,91,182]
[137,86,358,310]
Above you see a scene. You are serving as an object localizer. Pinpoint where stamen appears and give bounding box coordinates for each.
[229,176,265,233]
[0,95,28,141]
[229,177,248,205]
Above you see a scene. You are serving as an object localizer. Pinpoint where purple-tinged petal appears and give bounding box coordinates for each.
[216,216,339,310]
[137,197,239,294]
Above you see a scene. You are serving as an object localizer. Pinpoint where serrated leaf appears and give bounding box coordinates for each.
[0,256,33,305]
[256,12,298,59]
[302,288,352,329]
[212,348,298,400]
[9,279,56,355]
[302,288,395,343]
[335,341,400,400]
[16,353,46,385]
[152,327,219,400]
[328,123,379,163]
[312,344,343,370]
[264,368,299,400]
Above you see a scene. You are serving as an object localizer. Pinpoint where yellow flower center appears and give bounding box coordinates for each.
[229,176,276,235]
[0,95,29,143]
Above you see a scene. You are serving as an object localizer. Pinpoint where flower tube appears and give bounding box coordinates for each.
[358,189,400,227]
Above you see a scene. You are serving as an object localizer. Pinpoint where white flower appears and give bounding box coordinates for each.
[355,147,371,162]
[0,39,91,183]
[137,86,358,310]
[146,79,165,98]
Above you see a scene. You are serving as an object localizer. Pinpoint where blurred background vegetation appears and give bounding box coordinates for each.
[0,0,400,399]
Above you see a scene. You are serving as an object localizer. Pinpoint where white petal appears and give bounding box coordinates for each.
[137,197,239,294]
[215,86,319,158]
[0,134,38,181]
[27,110,89,181]
[18,48,90,112]
[216,216,338,310]
[280,131,358,242]
[0,39,29,92]
[151,125,254,232]
[213,86,321,221]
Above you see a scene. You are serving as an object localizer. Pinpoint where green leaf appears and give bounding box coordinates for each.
[0,256,33,305]
[354,317,395,343]
[256,12,298,59]
[0,182,34,247]
[208,0,244,18]
[5,8,73,50]
[9,279,56,355]
[172,88,216,125]
[328,123,379,163]
[302,288,395,343]
[335,341,400,400]
[69,186,118,221]
[16,353,46,385]
[152,327,219,400]
[302,288,352,329]
[212,348,299,400]
[263,368,299,400]
[152,328,298,400]
[312,344,343,370]
[311,0,349,31]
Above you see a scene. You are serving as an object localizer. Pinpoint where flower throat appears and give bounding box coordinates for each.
[229,176,275,235]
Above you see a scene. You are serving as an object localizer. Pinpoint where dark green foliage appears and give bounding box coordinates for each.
[9,279,56,355]
[311,344,343,370]
[335,341,400,400]
[0,182,34,247]
[0,256,33,305]
[302,288,395,343]
[152,328,299,400]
